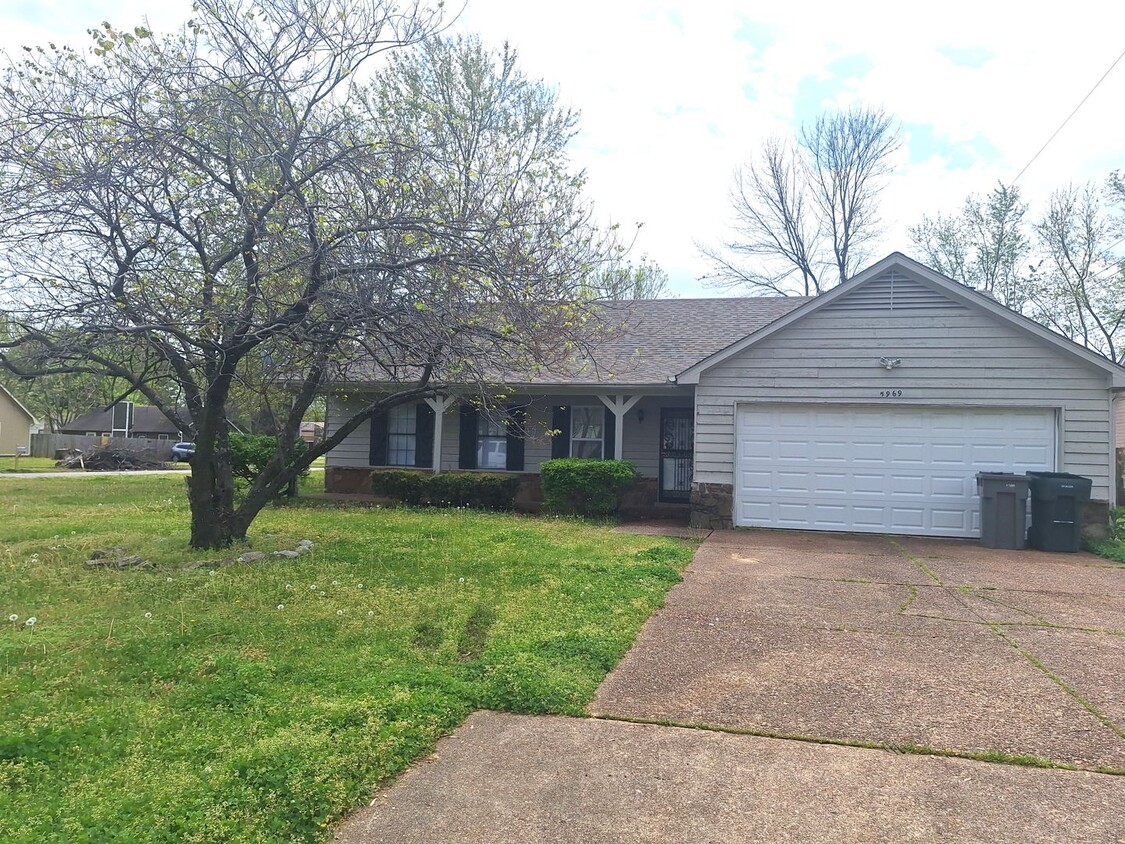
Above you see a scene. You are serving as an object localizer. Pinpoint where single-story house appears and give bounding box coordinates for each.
[61,401,184,440]
[324,252,1125,537]
[0,383,35,455]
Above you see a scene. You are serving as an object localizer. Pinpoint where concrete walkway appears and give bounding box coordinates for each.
[334,712,1123,844]
[334,530,1125,843]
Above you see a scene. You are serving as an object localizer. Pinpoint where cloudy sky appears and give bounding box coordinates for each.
[5,1,1124,295]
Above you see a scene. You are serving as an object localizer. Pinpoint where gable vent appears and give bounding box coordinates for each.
[826,269,967,312]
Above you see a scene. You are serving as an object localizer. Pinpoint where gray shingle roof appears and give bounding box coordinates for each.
[62,405,183,436]
[331,296,810,389]
[552,296,810,385]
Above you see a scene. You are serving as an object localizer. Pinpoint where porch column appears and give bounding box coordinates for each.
[424,394,457,473]
[597,394,643,460]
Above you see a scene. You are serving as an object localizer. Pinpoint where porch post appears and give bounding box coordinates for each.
[597,394,643,460]
[424,394,457,473]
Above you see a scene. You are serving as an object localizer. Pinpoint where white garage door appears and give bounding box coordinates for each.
[735,404,1056,537]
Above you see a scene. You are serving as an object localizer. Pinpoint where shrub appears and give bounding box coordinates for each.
[370,470,520,511]
[229,434,308,496]
[540,458,637,517]
[426,472,520,510]
[369,469,429,504]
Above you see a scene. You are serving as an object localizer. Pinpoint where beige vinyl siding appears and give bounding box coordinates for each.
[0,393,33,455]
[325,393,692,479]
[695,277,1116,502]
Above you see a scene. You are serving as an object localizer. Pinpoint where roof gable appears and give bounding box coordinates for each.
[677,252,1125,387]
[0,383,35,421]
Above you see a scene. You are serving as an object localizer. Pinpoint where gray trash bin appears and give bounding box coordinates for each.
[976,472,1031,550]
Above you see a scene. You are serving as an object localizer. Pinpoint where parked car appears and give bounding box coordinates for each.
[170,442,195,462]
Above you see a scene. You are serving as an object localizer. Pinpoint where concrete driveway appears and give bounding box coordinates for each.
[594,530,1125,771]
[335,530,1125,843]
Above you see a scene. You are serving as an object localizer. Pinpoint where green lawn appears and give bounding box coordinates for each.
[0,456,68,472]
[0,474,694,843]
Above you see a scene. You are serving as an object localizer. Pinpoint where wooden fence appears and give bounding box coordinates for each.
[29,433,174,460]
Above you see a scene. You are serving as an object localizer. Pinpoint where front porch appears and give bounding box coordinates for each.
[323,388,697,515]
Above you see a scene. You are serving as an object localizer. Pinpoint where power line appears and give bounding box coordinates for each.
[1012,47,1125,185]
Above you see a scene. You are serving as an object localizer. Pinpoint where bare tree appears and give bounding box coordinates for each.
[1028,183,1125,361]
[910,182,1030,310]
[702,107,899,296]
[0,3,616,548]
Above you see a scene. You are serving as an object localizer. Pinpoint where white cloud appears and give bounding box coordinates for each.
[5,0,1124,296]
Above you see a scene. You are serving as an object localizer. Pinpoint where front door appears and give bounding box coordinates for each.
[659,408,694,503]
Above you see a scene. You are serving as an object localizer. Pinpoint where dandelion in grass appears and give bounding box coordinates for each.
[144,612,152,619]
[166,577,173,583]
[310,584,318,590]
[285,583,292,590]
[24,617,37,627]
[458,577,465,584]
[367,610,374,617]
[277,604,285,610]
[209,570,216,576]
[357,583,364,589]
[8,614,17,622]
[332,580,339,586]
[336,609,345,616]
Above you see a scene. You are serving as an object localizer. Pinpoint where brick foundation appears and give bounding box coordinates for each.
[690,482,733,529]
[325,466,379,494]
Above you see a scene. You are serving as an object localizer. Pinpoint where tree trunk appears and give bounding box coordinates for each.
[187,431,239,550]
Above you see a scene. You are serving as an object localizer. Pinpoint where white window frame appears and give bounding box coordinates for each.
[477,413,508,470]
[570,405,604,459]
[387,404,417,467]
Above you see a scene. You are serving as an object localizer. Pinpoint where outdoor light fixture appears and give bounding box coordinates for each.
[637,409,645,424]
[879,356,902,370]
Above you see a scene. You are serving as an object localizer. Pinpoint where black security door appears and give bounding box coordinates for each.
[659,408,693,503]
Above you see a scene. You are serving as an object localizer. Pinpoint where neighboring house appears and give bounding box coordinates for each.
[61,402,183,440]
[300,421,325,444]
[0,383,35,455]
[323,253,1125,538]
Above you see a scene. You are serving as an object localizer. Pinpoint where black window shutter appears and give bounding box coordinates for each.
[458,405,478,469]
[505,405,526,472]
[368,409,388,466]
[551,405,571,459]
[415,403,435,469]
[603,406,616,460]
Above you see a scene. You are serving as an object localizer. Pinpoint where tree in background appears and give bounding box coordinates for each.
[3,371,125,432]
[1029,183,1125,362]
[910,177,1125,362]
[0,2,617,548]
[909,183,1030,310]
[594,255,670,299]
[701,106,900,296]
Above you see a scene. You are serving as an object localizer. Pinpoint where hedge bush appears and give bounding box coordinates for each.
[540,458,637,517]
[229,433,308,496]
[370,469,521,510]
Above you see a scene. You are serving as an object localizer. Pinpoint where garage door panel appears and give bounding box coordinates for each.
[930,475,967,498]
[890,507,926,530]
[735,404,1056,537]
[889,474,925,496]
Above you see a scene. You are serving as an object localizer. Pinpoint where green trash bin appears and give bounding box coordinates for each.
[976,473,1030,550]
[1026,471,1092,553]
